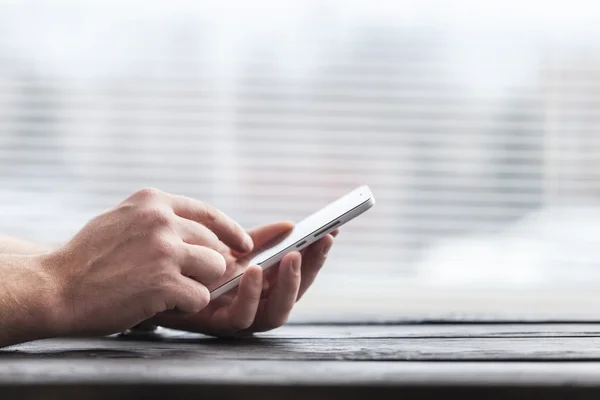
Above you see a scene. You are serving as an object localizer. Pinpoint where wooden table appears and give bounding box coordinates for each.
[3,322,600,399]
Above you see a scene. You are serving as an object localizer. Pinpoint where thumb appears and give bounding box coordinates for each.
[247,221,294,252]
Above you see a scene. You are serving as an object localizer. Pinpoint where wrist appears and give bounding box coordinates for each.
[0,254,66,347]
[34,250,74,338]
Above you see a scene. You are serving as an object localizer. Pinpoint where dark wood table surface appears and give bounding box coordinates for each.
[3,322,600,399]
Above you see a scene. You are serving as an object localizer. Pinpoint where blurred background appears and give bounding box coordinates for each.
[2,0,600,321]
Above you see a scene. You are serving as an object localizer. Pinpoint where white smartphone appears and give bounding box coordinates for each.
[209,185,376,300]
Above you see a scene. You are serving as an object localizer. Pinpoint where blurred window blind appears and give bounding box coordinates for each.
[3,1,600,320]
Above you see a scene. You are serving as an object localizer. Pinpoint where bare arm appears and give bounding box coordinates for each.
[0,254,61,348]
[0,187,252,348]
[0,187,334,347]
[0,235,53,255]
[0,237,58,347]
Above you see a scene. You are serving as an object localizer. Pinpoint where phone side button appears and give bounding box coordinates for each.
[296,240,307,248]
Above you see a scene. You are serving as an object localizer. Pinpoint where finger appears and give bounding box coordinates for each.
[179,245,227,285]
[169,275,210,314]
[174,216,229,253]
[246,221,294,253]
[297,234,334,301]
[262,263,279,293]
[331,229,340,238]
[221,265,263,331]
[169,195,253,253]
[260,228,334,295]
[263,251,301,328]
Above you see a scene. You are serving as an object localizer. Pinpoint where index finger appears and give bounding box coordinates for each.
[169,194,253,253]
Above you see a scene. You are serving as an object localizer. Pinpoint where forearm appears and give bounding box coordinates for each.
[0,235,53,255]
[0,254,62,348]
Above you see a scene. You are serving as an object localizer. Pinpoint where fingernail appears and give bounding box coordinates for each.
[249,266,262,284]
[290,257,301,274]
[244,234,254,251]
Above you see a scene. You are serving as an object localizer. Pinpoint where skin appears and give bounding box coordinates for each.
[152,221,337,336]
[0,187,337,347]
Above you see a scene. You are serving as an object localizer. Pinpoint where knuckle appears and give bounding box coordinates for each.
[202,204,219,225]
[151,277,175,310]
[155,267,177,287]
[201,228,221,248]
[161,292,178,311]
[134,187,162,202]
[149,232,178,258]
[137,206,172,229]
[144,300,165,317]
[115,202,137,216]
[230,222,245,241]
[152,209,172,228]
[156,274,179,309]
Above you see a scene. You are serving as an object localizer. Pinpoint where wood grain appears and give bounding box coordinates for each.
[2,323,600,399]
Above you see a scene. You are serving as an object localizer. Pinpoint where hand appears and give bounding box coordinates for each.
[40,187,253,337]
[151,222,337,336]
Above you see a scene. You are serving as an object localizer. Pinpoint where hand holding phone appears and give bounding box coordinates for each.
[150,185,375,336]
[209,185,376,300]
